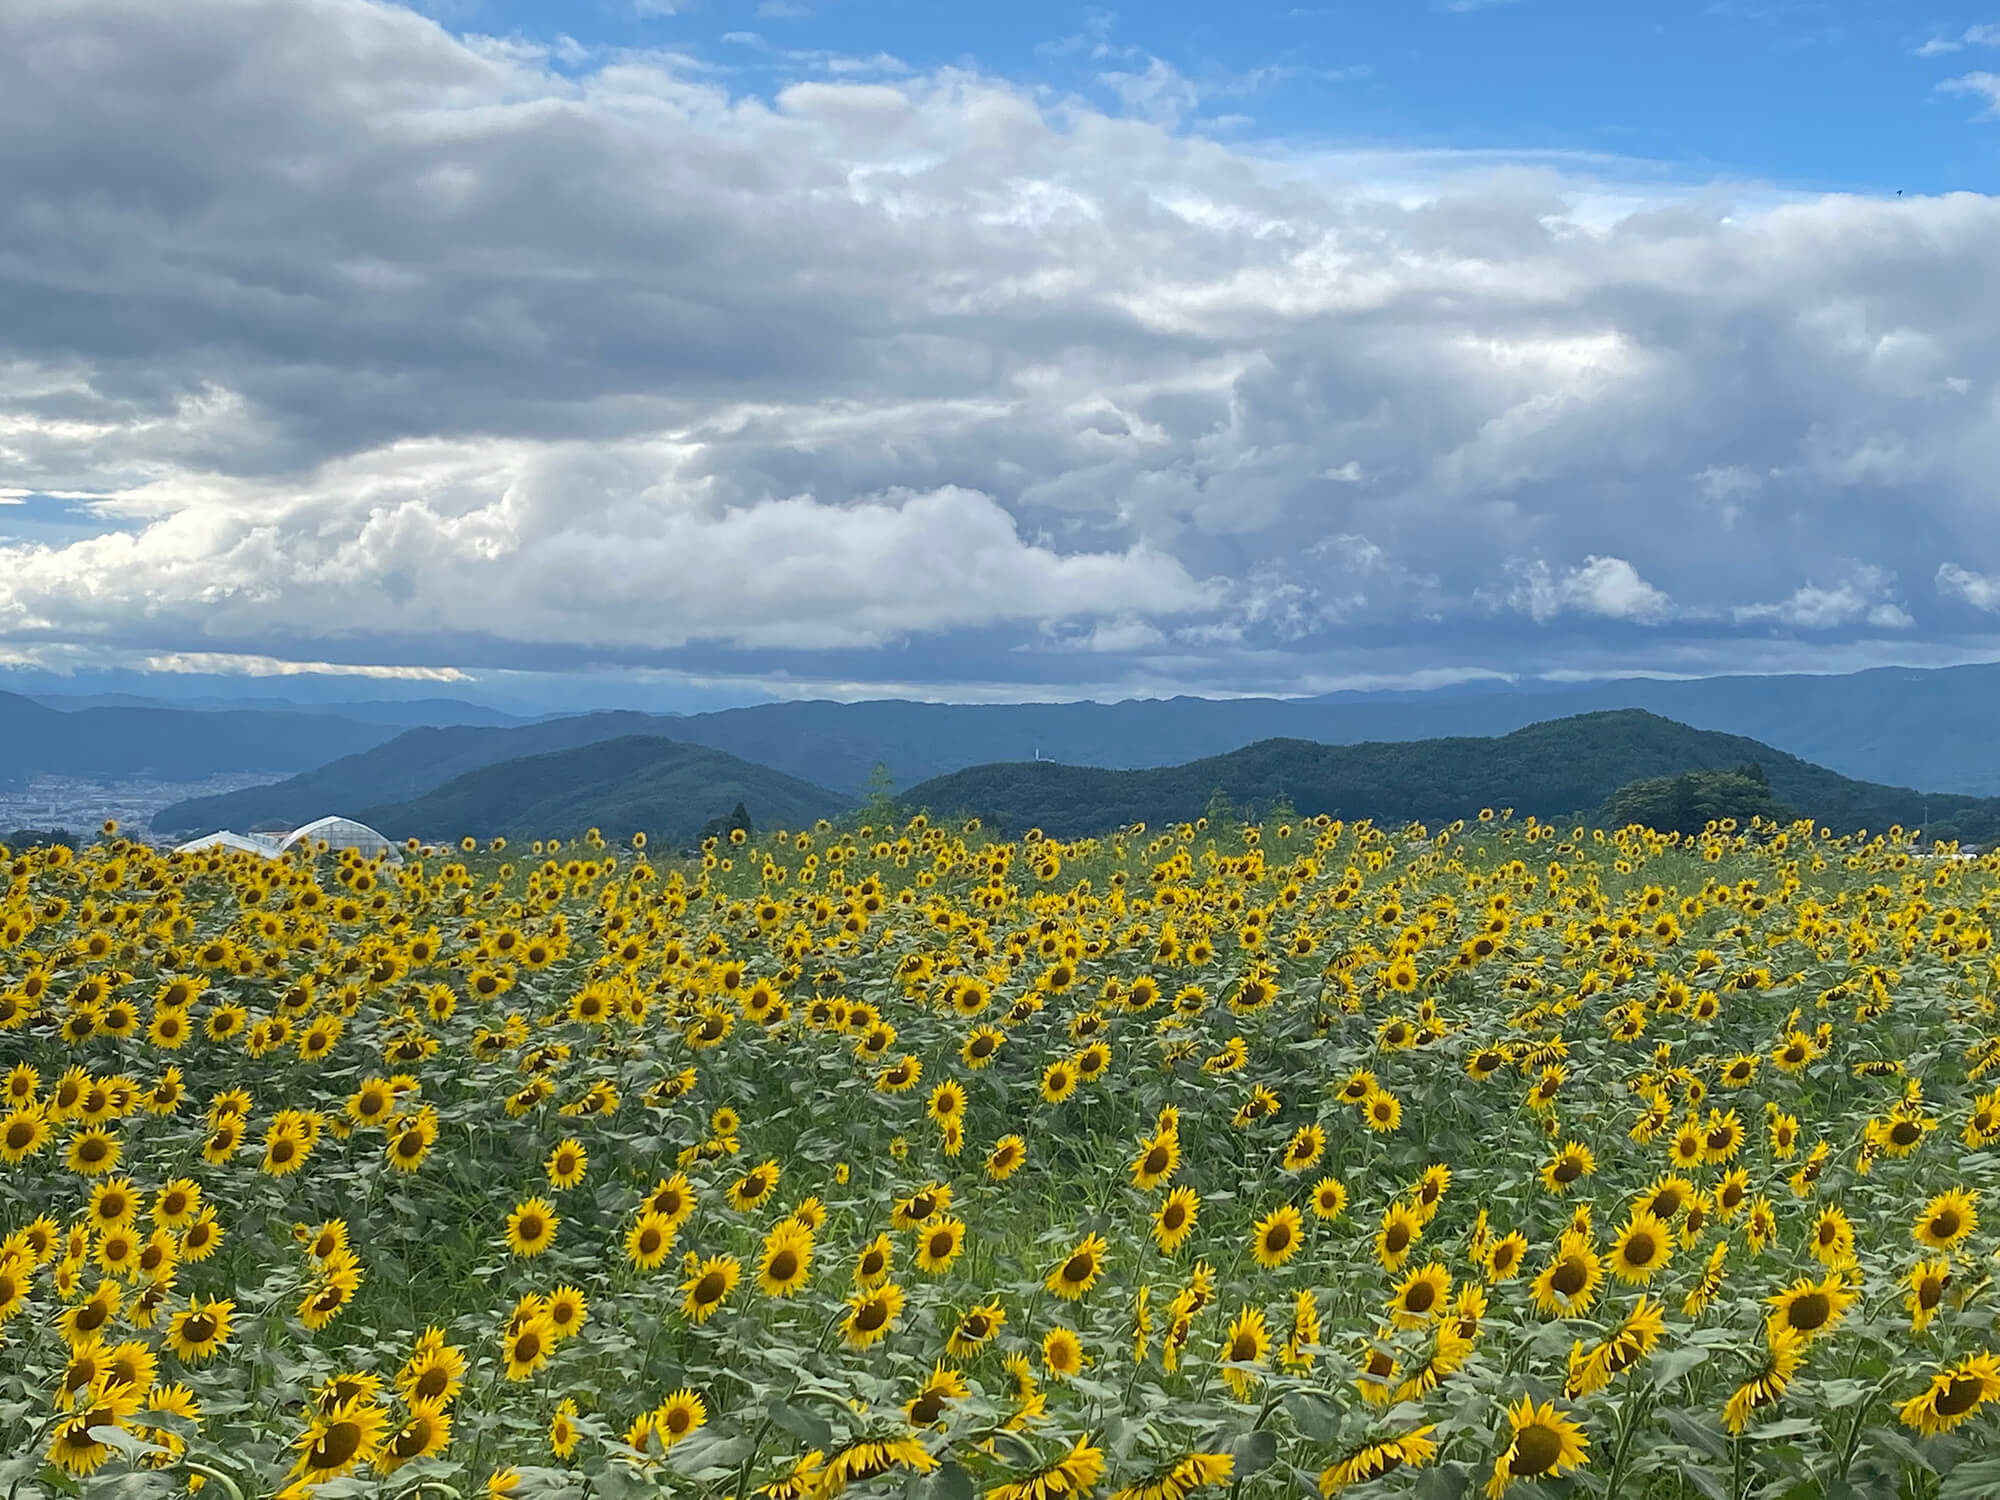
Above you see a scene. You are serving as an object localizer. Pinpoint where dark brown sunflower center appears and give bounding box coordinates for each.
[310,1421,365,1470]
[1550,1259,1588,1296]
[1936,1375,1987,1417]
[1787,1292,1831,1331]
[1510,1424,1564,1476]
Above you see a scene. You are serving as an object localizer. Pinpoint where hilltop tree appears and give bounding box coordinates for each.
[1600,764,1796,837]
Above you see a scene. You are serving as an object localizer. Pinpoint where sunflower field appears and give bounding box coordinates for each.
[5,809,2000,1500]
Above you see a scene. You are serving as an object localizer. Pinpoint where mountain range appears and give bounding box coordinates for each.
[899,710,2000,842]
[356,735,853,845]
[0,692,403,784]
[149,659,2000,834]
[161,709,2000,849]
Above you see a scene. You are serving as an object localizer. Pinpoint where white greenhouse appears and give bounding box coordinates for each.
[279,815,403,863]
[174,830,284,857]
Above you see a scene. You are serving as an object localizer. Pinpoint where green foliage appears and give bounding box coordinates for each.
[862,762,899,824]
[2,826,76,851]
[696,801,755,845]
[1599,764,1798,837]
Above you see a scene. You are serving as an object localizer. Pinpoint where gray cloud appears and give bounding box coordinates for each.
[4,0,2000,695]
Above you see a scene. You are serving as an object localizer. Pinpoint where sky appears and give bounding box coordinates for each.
[4,0,2000,712]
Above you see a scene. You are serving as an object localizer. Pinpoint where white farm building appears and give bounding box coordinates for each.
[175,815,402,864]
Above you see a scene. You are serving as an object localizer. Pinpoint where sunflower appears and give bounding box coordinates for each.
[906,1362,971,1426]
[1377,1203,1424,1271]
[1363,1090,1403,1132]
[0,1107,49,1163]
[651,1388,706,1449]
[1389,1263,1452,1329]
[1484,1397,1588,1497]
[546,1138,589,1190]
[987,1134,1028,1180]
[1250,1204,1304,1268]
[1809,1204,1857,1268]
[1047,1233,1108,1299]
[1308,1175,1348,1222]
[1913,1187,1978,1251]
[291,1397,389,1483]
[549,1398,581,1459]
[843,1281,905,1348]
[644,1172,697,1228]
[757,1223,815,1297]
[1539,1142,1595,1194]
[1281,1123,1326,1173]
[947,1300,1006,1357]
[1113,1451,1235,1500]
[1317,1427,1438,1494]
[1607,1212,1673,1284]
[626,1212,678,1271]
[506,1197,559,1257]
[1484,1231,1529,1283]
[1219,1304,1269,1399]
[1634,1175,1693,1222]
[729,1159,781,1212]
[398,1331,467,1405]
[1766,1272,1857,1343]
[1530,1236,1602,1317]
[95,1226,139,1277]
[961,1026,1006,1068]
[1131,1130,1180,1189]
[914,1216,967,1275]
[682,1255,742,1323]
[1043,1324,1087,1379]
[376,1400,453,1473]
[1154,1186,1200,1252]
[66,1126,121,1175]
[893,1182,953,1230]
[823,1435,939,1493]
[1391,1322,1474,1404]
[502,1316,555,1381]
[1907,1257,1952,1333]
[1038,1057,1079,1103]
[1684,1241,1730,1318]
[546,1284,589,1341]
[163,1296,233,1362]
[46,1382,142,1478]
[1565,1296,1665,1398]
[1898,1353,2000,1436]
[1723,1326,1804,1434]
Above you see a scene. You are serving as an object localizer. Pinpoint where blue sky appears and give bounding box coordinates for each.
[465,0,1999,192]
[6,0,2000,713]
